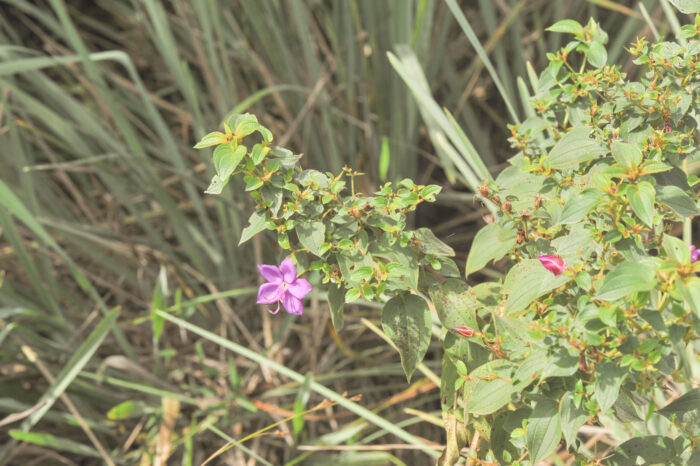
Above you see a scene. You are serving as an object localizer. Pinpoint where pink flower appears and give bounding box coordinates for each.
[689,245,700,263]
[450,327,475,337]
[538,254,566,276]
[256,257,312,315]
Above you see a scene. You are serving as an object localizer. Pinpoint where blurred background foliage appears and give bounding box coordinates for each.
[0,0,690,464]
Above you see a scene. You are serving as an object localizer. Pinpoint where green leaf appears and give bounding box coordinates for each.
[413,228,454,257]
[668,0,700,14]
[640,160,672,175]
[204,174,228,195]
[546,126,606,170]
[504,259,570,314]
[658,388,700,419]
[213,143,246,181]
[594,362,627,414]
[381,293,431,382]
[546,19,583,35]
[328,283,345,331]
[656,185,699,217]
[662,234,690,264]
[676,277,700,318]
[193,131,228,149]
[465,223,517,276]
[557,189,602,225]
[628,181,655,227]
[296,221,325,257]
[250,143,270,165]
[614,391,643,422]
[428,279,479,329]
[586,41,607,68]
[595,262,656,301]
[541,348,579,379]
[606,436,677,465]
[464,360,517,415]
[107,400,150,420]
[526,399,562,464]
[559,392,588,448]
[239,211,268,245]
[611,141,642,168]
[680,24,698,39]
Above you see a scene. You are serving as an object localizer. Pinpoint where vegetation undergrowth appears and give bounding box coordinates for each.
[197,11,700,466]
[0,1,698,465]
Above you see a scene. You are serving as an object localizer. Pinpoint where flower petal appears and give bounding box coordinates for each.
[288,278,312,299]
[690,245,700,263]
[280,257,297,282]
[257,282,282,304]
[538,254,567,276]
[268,302,281,315]
[257,264,282,283]
[283,293,303,315]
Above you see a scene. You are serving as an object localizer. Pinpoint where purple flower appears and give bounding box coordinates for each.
[689,245,700,263]
[538,254,567,276]
[257,257,312,315]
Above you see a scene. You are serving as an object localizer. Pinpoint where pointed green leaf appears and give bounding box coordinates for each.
[676,277,700,318]
[546,126,606,170]
[668,0,700,14]
[607,436,677,465]
[239,211,268,245]
[628,181,655,227]
[504,259,570,314]
[194,131,228,149]
[557,189,602,225]
[204,174,228,195]
[595,262,656,301]
[586,41,607,68]
[658,388,700,419]
[559,392,588,448]
[657,185,699,217]
[527,399,562,464]
[466,223,517,276]
[662,234,690,264]
[611,141,642,168]
[594,362,627,414]
[546,19,583,35]
[464,360,517,415]
[381,293,431,382]
[327,283,345,331]
[213,143,246,180]
[296,221,325,257]
[428,279,479,329]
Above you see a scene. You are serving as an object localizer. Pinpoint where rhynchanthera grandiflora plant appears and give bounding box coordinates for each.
[195,15,700,466]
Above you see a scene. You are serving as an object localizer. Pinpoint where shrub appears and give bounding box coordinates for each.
[197,16,700,466]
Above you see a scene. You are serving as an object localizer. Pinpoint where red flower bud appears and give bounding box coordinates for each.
[538,254,566,276]
[450,326,474,337]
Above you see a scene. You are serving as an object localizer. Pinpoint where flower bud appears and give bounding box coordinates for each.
[538,254,567,276]
[450,326,474,337]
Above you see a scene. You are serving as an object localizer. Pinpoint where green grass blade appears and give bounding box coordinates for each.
[445,0,520,124]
